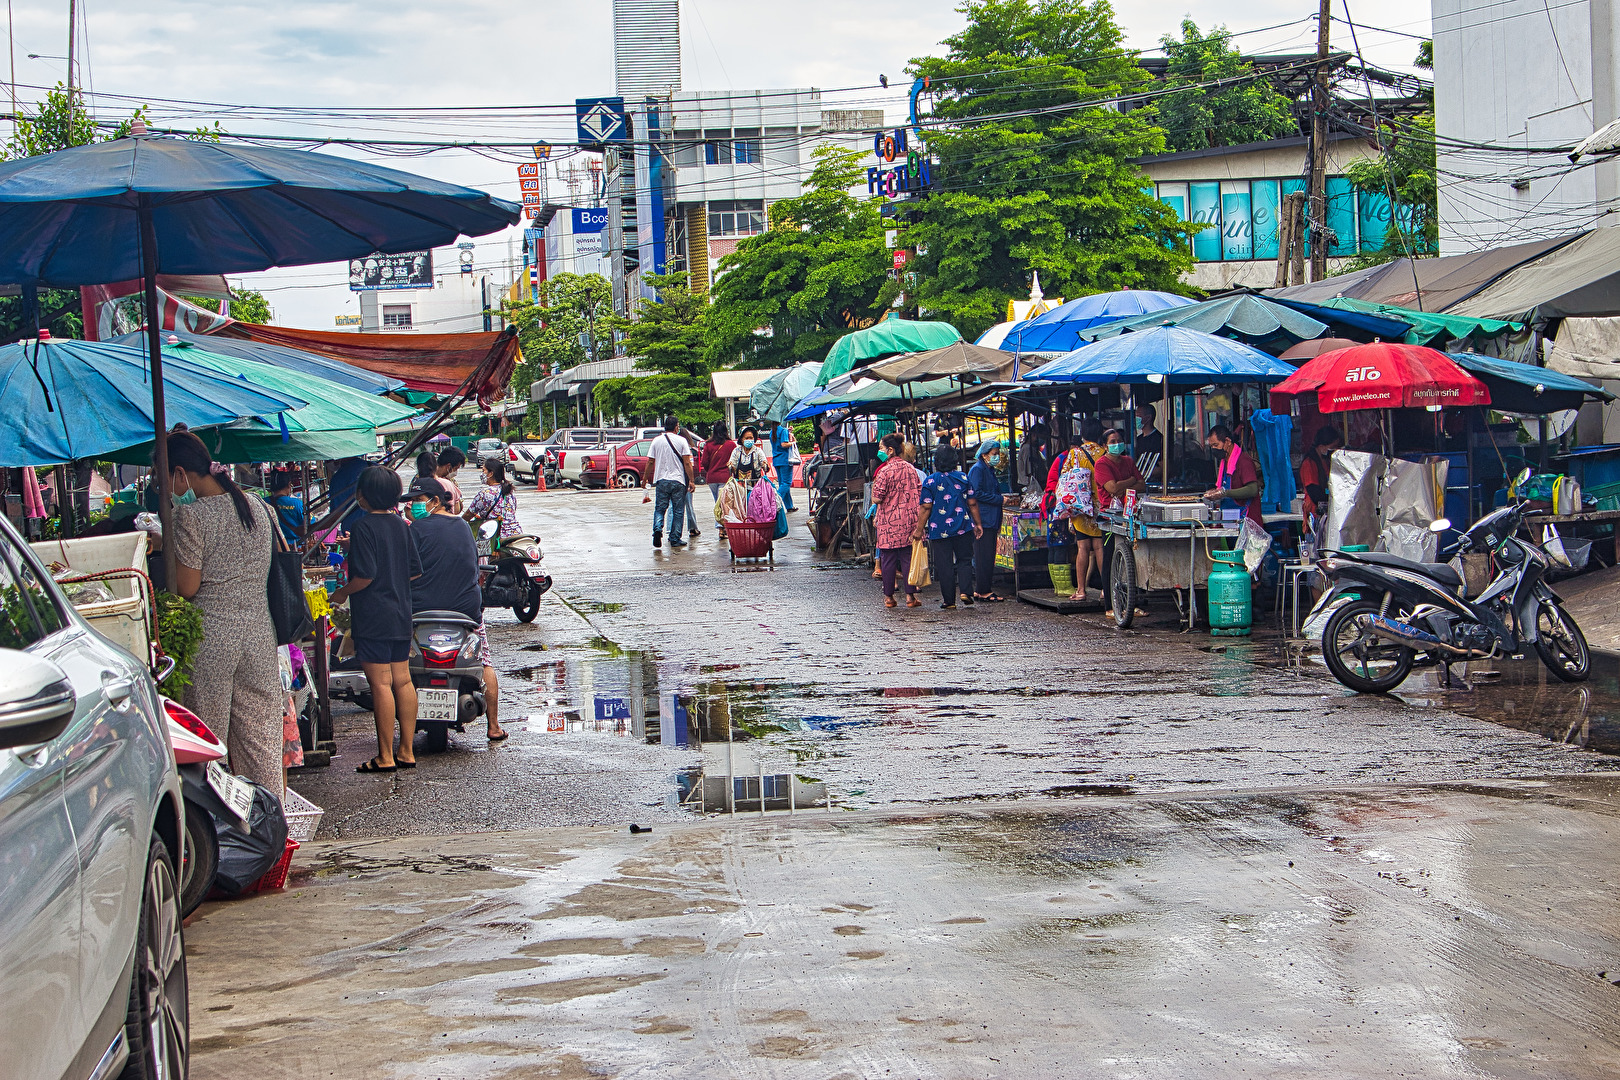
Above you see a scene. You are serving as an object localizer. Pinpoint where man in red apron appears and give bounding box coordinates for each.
[1203,424,1264,525]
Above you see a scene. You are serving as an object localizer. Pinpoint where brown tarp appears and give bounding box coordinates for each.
[1266,234,1580,312]
[1449,227,1620,323]
[219,322,520,406]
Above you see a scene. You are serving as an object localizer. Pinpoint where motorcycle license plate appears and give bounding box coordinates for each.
[476,540,492,557]
[523,563,545,578]
[206,759,255,831]
[417,687,457,723]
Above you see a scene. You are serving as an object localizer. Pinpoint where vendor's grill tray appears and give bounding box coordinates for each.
[1135,496,1209,524]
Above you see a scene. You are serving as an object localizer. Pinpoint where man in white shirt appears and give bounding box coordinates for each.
[647,416,695,548]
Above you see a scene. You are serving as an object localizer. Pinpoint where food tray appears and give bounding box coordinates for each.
[1136,498,1209,523]
[282,786,324,842]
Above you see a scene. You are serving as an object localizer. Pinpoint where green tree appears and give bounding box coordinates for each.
[906,0,1196,340]
[595,271,719,426]
[501,272,612,432]
[1346,114,1437,263]
[706,145,900,369]
[227,287,273,324]
[1151,20,1299,152]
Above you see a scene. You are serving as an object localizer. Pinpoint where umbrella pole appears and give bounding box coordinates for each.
[139,205,177,592]
[1162,377,1170,496]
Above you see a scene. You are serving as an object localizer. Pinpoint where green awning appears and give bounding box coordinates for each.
[1313,297,1523,347]
[816,318,962,385]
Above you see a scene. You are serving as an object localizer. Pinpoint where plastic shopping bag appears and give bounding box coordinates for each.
[907,539,931,587]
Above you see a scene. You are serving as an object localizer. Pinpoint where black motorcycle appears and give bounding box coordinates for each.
[475,519,551,622]
[409,610,487,752]
[1313,475,1590,693]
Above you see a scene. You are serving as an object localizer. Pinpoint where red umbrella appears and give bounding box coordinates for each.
[1270,342,1490,413]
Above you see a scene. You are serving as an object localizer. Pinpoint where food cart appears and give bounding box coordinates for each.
[1095,500,1261,630]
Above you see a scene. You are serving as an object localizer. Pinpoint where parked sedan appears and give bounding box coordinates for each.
[505,441,544,483]
[579,437,654,488]
[0,515,189,1080]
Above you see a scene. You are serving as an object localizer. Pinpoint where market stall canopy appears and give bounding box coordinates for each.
[1080,294,1329,352]
[1444,351,1612,414]
[975,321,1021,349]
[530,355,648,402]
[1279,336,1361,361]
[786,375,957,420]
[1003,290,1195,355]
[748,362,822,423]
[1448,227,1620,322]
[0,338,305,466]
[1270,343,1490,413]
[816,318,962,386]
[0,132,520,285]
[1264,234,1581,311]
[710,368,777,401]
[221,322,519,406]
[1023,326,1298,386]
[1289,297,1523,348]
[110,328,407,395]
[865,342,1017,384]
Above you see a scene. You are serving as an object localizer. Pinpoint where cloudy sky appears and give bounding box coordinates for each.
[8,0,1431,328]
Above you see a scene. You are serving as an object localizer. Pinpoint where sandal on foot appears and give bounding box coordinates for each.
[487,731,509,743]
[906,597,922,608]
[395,759,417,769]
[356,757,396,774]
[976,593,1006,603]
[885,596,898,608]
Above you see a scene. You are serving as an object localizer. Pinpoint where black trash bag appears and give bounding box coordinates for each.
[210,781,289,896]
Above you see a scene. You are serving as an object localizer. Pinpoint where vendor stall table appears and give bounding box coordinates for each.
[1524,509,1620,566]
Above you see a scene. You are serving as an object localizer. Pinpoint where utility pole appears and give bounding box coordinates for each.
[1308,0,1331,281]
[65,0,75,105]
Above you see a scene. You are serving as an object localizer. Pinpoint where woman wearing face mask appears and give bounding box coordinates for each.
[464,459,519,539]
[1093,427,1146,511]
[166,427,285,792]
[870,432,923,607]
[435,446,467,514]
[716,425,770,525]
[967,439,1008,602]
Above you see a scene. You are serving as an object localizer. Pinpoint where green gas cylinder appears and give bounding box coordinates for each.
[1207,548,1252,637]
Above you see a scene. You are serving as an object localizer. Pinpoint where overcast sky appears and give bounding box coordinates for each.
[8,0,1432,329]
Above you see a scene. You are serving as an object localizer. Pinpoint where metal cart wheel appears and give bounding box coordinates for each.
[1110,540,1138,629]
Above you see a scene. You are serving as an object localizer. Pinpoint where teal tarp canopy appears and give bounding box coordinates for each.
[748,362,822,424]
[1081,294,1328,353]
[816,318,961,386]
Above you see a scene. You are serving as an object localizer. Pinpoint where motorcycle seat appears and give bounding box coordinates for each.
[413,609,480,628]
[1353,551,1462,589]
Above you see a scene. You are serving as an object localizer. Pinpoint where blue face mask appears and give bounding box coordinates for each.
[173,477,196,507]
[877,450,889,462]
[410,502,429,520]
[743,437,755,448]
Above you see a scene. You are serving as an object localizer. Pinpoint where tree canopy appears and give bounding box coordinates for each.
[904,0,1196,340]
[706,146,898,370]
[227,287,273,325]
[595,272,720,425]
[1346,114,1438,262]
[1150,20,1299,152]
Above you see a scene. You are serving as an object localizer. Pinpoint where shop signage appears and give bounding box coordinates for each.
[892,249,910,270]
[333,314,361,326]
[348,251,431,291]
[517,163,539,178]
[576,97,629,147]
[866,126,931,200]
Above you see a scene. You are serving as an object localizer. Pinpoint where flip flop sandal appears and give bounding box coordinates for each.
[487,731,510,743]
[395,760,417,769]
[356,757,396,773]
[976,593,1006,602]
[885,597,898,608]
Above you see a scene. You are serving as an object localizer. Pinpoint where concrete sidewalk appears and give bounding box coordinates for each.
[188,775,1620,1079]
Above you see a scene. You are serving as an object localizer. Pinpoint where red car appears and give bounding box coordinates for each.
[578,437,656,488]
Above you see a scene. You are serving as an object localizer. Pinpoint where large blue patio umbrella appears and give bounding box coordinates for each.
[110,328,406,396]
[0,338,305,466]
[1024,326,1297,493]
[0,124,519,567]
[1004,290,1195,355]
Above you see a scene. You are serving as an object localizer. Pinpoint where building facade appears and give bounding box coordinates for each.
[355,246,511,333]
[1433,0,1614,252]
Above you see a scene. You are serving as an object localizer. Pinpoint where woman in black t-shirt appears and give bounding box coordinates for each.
[331,467,423,772]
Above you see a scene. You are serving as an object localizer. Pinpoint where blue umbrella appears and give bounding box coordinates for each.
[0,125,518,553]
[1004,290,1195,355]
[110,328,406,396]
[1024,326,1298,385]
[0,338,306,466]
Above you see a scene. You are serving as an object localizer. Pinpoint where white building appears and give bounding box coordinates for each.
[355,243,514,333]
[1433,0,1617,252]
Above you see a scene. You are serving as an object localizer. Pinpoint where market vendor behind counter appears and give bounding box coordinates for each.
[1202,424,1263,525]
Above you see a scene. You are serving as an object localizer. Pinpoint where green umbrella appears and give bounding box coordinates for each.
[108,341,419,463]
[816,317,962,386]
[1311,296,1524,348]
[749,362,822,424]
[1082,294,1328,353]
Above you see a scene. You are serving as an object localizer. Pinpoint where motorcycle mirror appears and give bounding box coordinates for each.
[1516,467,1532,487]
[1428,517,1451,533]
[478,520,498,540]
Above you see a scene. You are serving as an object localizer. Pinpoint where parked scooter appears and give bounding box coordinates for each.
[1313,471,1591,693]
[163,689,255,917]
[475,519,551,622]
[410,610,487,752]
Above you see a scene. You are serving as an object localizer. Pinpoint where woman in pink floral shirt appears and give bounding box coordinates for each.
[870,433,923,608]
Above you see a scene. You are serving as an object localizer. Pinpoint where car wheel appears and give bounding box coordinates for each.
[617,469,641,489]
[178,801,218,918]
[119,836,189,1080]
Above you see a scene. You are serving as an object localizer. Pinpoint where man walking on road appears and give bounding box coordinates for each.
[649,417,695,549]
[772,418,797,512]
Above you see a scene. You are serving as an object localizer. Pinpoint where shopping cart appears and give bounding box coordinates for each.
[726,519,776,566]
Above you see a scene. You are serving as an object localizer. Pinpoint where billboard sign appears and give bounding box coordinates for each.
[348,251,432,291]
[576,97,629,147]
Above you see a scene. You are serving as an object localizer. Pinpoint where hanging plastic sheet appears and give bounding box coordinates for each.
[1247,409,1296,514]
[1324,450,1384,551]
[1379,457,1449,561]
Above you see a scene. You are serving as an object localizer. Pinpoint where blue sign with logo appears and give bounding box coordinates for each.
[572,207,610,233]
[576,97,630,147]
[593,695,630,721]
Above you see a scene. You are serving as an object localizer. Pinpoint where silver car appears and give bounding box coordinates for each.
[0,516,189,1079]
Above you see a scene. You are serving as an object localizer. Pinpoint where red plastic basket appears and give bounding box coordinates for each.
[726,519,775,560]
[247,838,300,893]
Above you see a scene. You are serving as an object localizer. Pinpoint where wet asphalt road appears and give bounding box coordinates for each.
[288,485,1620,836]
[182,483,1620,1079]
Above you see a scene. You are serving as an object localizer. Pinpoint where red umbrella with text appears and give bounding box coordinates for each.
[1269,342,1490,414]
